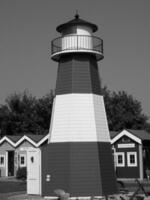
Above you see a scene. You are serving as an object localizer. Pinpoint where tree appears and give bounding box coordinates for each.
[102,87,149,131]
[34,91,54,134]
[0,90,54,136]
[0,87,149,136]
[0,105,10,136]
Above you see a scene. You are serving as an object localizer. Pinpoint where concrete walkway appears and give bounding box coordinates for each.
[8,193,45,200]
[1,179,150,200]
[0,177,25,182]
[0,192,45,200]
[7,194,150,200]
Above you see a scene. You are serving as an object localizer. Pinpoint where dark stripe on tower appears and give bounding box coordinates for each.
[41,142,118,196]
[55,53,101,95]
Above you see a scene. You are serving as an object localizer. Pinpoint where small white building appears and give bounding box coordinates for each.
[0,134,49,195]
[1,129,150,196]
[110,129,150,180]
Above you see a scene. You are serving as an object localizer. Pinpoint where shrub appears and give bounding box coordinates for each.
[16,167,27,180]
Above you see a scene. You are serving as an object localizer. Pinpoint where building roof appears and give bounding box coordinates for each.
[111,129,150,145]
[110,129,150,141]
[109,131,119,139]
[127,129,150,141]
[56,14,98,33]
[24,134,47,143]
[6,135,22,143]
[0,134,49,147]
[1,129,150,148]
[4,134,47,143]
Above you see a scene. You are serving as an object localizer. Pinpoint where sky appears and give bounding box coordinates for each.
[0,0,150,118]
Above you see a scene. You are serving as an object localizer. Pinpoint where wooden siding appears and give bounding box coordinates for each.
[49,94,110,142]
[114,136,140,178]
[16,140,35,149]
[0,153,6,177]
[41,142,118,197]
[93,95,110,142]
[55,54,101,95]
[98,142,118,195]
[56,57,72,94]
[0,141,15,177]
[0,141,15,152]
[90,57,102,94]
[0,140,37,177]
[15,141,37,175]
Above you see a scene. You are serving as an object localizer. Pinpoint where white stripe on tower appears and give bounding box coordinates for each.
[48,94,110,143]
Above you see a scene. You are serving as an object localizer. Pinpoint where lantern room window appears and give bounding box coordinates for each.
[62,26,77,35]
[51,35,103,61]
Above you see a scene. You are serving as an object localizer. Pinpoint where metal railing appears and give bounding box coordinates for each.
[51,35,103,56]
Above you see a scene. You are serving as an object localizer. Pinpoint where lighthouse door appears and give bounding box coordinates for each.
[27,148,41,195]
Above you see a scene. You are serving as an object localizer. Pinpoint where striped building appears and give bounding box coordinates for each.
[41,15,118,197]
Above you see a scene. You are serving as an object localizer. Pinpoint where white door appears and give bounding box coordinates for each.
[27,148,41,195]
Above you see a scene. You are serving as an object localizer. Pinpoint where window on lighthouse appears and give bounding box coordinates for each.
[62,26,77,35]
[62,27,77,50]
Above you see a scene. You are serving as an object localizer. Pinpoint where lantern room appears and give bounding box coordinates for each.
[51,14,104,61]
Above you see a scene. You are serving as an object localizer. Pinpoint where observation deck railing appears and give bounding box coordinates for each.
[51,35,103,61]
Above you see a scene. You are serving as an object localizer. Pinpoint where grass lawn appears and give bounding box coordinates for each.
[0,180,26,193]
[118,179,150,195]
[0,180,26,200]
[0,192,26,200]
[0,179,149,200]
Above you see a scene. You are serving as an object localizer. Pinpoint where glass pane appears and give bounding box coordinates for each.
[21,156,24,164]
[0,157,4,164]
[130,155,135,164]
[118,155,122,164]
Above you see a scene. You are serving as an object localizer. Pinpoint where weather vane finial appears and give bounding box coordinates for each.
[75,10,79,19]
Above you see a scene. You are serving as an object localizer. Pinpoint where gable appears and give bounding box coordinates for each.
[0,134,49,149]
[0,141,15,151]
[111,129,141,145]
[0,136,15,147]
[16,140,35,149]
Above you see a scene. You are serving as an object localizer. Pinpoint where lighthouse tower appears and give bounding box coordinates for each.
[41,15,117,197]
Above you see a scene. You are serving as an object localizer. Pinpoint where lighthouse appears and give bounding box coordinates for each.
[41,15,118,197]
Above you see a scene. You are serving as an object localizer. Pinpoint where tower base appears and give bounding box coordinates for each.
[41,142,118,197]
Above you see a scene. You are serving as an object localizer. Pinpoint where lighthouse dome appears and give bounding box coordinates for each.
[51,15,103,62]
[56,14,98,34]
